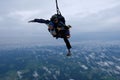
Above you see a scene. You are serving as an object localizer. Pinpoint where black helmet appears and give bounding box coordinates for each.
[50,14,66,24]
[50,14,58,21]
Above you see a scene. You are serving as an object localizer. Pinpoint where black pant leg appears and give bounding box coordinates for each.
[63,38,72,50]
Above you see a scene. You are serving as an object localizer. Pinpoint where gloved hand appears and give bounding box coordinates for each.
[28,19,35,23]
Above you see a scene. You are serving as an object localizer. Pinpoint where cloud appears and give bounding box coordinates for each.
[17,71,23,79]
[61,0,120,17]
[7,10,41,21]
[1,0,120,32]
[0,17,3,22]
[70,3,120,32]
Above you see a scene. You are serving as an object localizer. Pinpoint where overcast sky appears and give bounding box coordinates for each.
[0,0,120,46]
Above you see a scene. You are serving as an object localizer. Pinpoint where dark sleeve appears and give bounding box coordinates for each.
[31,19,50,24]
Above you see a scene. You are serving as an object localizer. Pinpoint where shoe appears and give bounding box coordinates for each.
[66,52,72,56]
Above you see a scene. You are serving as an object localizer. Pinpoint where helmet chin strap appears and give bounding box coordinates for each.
[55,0,61,15]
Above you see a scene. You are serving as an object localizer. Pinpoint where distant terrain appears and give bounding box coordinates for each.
[0,41,120,80]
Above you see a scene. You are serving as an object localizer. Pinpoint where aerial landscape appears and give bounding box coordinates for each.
[0,41,120,80]
[0,0,120,80]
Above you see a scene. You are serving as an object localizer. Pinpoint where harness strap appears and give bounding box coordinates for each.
[55,0,61,15]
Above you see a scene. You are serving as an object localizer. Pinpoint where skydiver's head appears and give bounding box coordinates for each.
[50,14,59,23]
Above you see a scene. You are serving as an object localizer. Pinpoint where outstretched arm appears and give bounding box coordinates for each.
[28,19,50,24]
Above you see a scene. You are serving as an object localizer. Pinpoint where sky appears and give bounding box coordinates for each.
[0,0,120,46]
